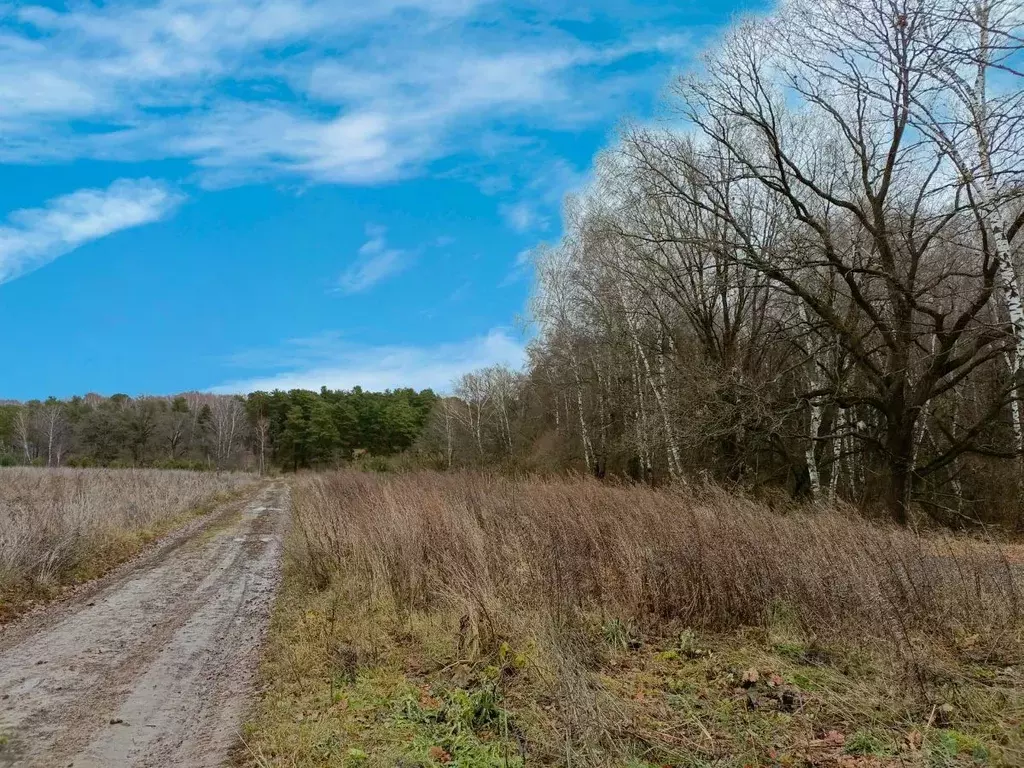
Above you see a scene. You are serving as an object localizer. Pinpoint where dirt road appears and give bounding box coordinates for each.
[0,481,287,767]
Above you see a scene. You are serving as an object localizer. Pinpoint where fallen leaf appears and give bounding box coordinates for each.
[823,730,846,747]
[428,745,452,763]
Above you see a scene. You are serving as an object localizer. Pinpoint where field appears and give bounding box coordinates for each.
[0,466,256,621]
[242,471,1024,767]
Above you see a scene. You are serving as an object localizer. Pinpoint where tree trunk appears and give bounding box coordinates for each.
[884,411,917,525]
[805,399,822,498]
[571,360,593,470]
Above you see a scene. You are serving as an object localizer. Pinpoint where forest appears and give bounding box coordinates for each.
[415,0,1024,530]
[0,387,436,472]
[4,1,1024,765]
[5,0,1024,534]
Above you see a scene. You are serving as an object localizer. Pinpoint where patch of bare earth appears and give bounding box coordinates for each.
[0,481,288,768]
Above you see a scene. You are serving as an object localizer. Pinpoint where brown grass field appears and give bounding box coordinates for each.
[0,466,256,621]
[242,471,1024,767]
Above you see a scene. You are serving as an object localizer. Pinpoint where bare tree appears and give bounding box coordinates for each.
[652,0,1018,520]
[424,0,1024,524]
[254,415,270,475]
[210,396,246,469]
[41,401,68,467]
[13,405,34,463]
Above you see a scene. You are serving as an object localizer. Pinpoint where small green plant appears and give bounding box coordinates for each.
[602,618,640,650]
[677,628,711,659]
[344,747,368,765]
[844,730,892,757]
[392,681,522,766]
[448,685,504,730]
[927,729,990,767]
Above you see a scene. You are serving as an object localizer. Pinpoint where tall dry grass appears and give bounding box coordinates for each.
[247,471,1024,765]
[0,467,255,597]
[295,470,1022,652]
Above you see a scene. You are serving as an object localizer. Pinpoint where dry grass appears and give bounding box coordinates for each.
[0,467,256,619]
[244,471,1024,767]
[297,471,1019,647]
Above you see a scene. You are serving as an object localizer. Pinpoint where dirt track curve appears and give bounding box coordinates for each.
[0,481,287,767]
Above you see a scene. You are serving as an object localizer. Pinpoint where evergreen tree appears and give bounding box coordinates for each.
[279,405,308,471]
[307,398,340,465]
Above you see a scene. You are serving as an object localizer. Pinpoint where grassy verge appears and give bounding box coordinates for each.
[242,562,1023,766]
[240,471,1024,767]
[0,470,258,623]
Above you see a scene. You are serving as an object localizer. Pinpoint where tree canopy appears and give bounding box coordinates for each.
[0,386,437,471]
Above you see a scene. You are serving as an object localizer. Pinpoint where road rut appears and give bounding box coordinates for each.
[0,481,287,767]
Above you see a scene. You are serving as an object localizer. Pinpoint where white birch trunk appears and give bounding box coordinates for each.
[829,410,843,503]
[570,353,593,469]
[956,5,1024,469]
[616,285,683,481]
[973,18,1024,488]
[806,402,822,498]
[443,402,454,469]
[797,305,822,497]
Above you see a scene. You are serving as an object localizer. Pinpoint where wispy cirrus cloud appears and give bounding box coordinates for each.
[0,179,184,284]
[0,0,692,188]
[213,327,526,393]
[500,201,547,233]
[338,225,409,294]
[501,248,536,286]
[495,156,588,232]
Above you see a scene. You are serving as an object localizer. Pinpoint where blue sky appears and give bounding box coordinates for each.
[0,0,764,399]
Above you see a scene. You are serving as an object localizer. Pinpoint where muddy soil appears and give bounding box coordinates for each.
[0,481,288,767]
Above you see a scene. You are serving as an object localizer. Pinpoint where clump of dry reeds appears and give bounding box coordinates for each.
[0,467,254,594]
[294,470,1021,650]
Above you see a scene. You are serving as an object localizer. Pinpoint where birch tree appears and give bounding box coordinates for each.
[41,401,67,467]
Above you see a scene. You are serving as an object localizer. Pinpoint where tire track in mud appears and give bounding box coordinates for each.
[0,481,288,768]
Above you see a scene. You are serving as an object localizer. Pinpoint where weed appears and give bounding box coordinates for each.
[844,730,894,757]
[928,729,993,767]
[602,619,640,651]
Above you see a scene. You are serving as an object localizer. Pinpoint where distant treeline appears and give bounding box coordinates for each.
[0,387,437,471]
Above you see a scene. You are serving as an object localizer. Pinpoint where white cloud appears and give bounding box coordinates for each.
[501,248,535,285]
[0,1,692,184]
[496,157,587,232]
[213,327,527,393]
[0,70,102,118]
[164,104,417,186]
[500,201,546,232]
[337,225,408,293]
[0,179,184,284]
